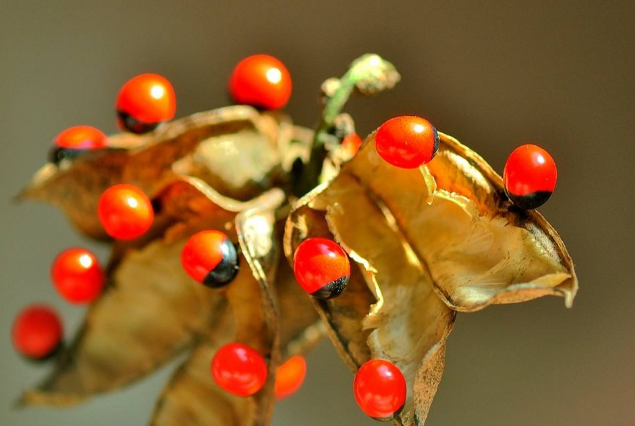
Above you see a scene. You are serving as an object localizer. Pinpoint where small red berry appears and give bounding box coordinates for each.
[229,54,292,110]
[211,342,268,397]
[503,144,557,210]
[375,116,439,169]
[12,305,63,361]
[181,230,239,288]
[49,125,107,164]
[116,73,176,134]
[354,359,407,421]
[275,355,307,400]
[51,248,105,304]
[342,133,363,158]
[98,184,154,240]
[293,237,350,299]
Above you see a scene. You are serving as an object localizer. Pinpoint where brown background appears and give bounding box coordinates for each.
[1,0,633,425]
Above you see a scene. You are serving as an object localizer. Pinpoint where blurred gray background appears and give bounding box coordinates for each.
[1,0,634,425]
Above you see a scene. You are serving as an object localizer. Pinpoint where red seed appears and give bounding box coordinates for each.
[49,125,108,164]
[51,248,105,304]
[211,342,268,397]
[181,230,239,288]
[98,184,154,240]
[275,355,307,400]
[229,54,292,110]
[375,116,439,168]
[12,305,63,360]
[503,144,557,210]
[342,133,363,158]
[354,359,407,421]
[53,126,107,150]
[293,237,350,299]
[116,73,176,133]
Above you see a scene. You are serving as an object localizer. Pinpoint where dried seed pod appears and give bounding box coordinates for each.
[20,177,323,426]
[17,106,295,239]
[284,131,577,425]
[20,179,235,406]
[150,250,323,426]
[148,184,322,426]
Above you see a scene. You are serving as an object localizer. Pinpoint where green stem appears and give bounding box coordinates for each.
[294,54,400,196]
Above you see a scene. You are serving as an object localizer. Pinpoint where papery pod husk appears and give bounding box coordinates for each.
[20,176,323,426]
[150,294,323,426]
[285,131,577,425]
[17,106,311,240]
[151,196,323,426]
[16,100,319,425]
[19,178,258,406]
[149,309,242,426]
[426,132,577,309]
[274,246,325,360]
[151,186,285,426]
[149,264,323,426]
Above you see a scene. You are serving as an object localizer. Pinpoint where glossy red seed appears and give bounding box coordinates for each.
[503,144,557,210]
[181,230,239,288]
[275,355,307,400]
[97,184,154,240]
[49,125,108,164]
[116,73,176,132]
[293,237,350,299]
[375,116,439,168]
[354,359,407,421]
[12,305,63,360]
[53,126,107,150]
[229,54,292,110]
[51,248,105,304]
[342,133,363,158]
[211,342,268,397]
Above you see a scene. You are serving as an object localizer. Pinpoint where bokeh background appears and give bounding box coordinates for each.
[1,0,634,425]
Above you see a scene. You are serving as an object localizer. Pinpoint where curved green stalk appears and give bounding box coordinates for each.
[294,54,400,196]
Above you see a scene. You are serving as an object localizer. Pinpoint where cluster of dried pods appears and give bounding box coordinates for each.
[11,53,577,425]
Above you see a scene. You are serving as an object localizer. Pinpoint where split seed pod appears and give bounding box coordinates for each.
[284,131,576,425]
[15,54,576,426]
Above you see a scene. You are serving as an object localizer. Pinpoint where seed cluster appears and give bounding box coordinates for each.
[12,53,560,421]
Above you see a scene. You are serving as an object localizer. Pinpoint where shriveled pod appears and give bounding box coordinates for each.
[20,177,322,426]
[18,106,311,239]
[17,106,319,426]
[284,131,576,425]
